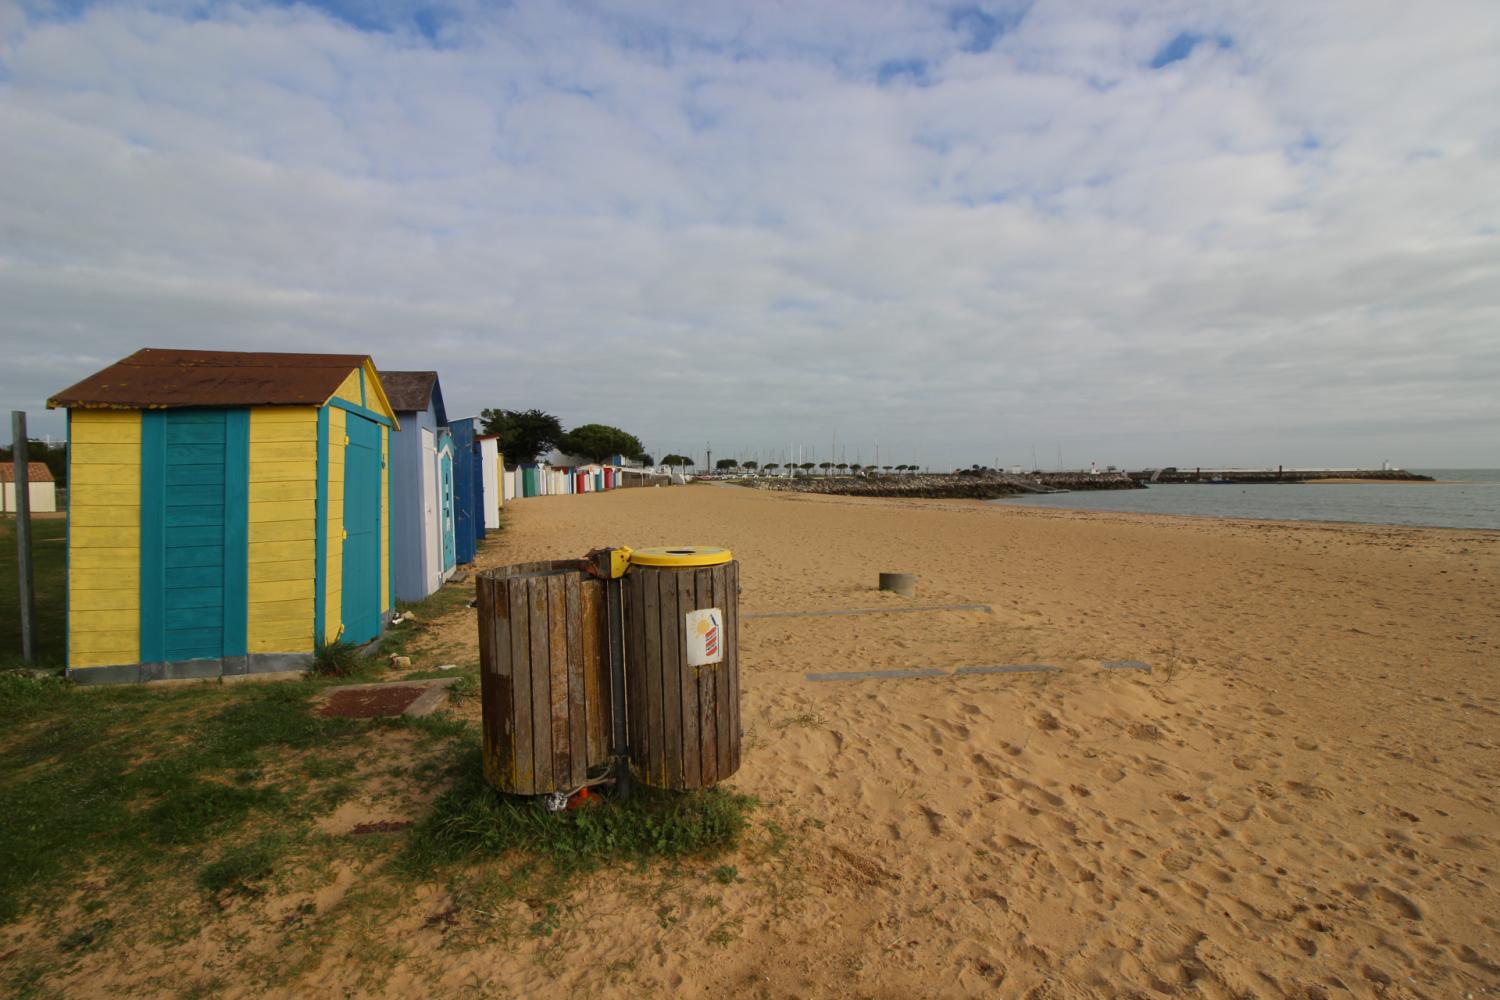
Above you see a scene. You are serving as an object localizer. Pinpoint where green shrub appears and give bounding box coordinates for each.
[310,641,363,678]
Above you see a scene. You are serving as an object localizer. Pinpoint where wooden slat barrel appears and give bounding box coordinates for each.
[476,560,611,794]
[624,560,741,790]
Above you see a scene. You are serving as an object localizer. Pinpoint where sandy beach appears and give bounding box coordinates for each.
[13,483,1499,999]
[404,483,1498,998]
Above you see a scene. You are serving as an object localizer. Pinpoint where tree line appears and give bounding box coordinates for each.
[475,409,923,477]
[479,409,651,467]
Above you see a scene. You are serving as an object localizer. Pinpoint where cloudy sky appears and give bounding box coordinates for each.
[2,0,1497,469]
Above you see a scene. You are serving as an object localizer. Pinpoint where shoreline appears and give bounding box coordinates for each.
[990,499,1500,534]
[749,483,1498,534]
[1301,476,1469,485]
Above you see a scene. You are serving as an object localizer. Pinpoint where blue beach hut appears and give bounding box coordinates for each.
[449,416,481,564]
[384,371,458,601]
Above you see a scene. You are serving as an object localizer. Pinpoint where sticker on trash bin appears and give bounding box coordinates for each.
[686,608,724,667]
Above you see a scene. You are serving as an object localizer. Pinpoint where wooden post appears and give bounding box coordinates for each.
[12,412,36,663]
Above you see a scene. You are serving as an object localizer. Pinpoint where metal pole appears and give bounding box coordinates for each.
[596,548,632,801]
[12,411,37,663]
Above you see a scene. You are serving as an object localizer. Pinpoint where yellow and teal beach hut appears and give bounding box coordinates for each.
[48,348,399,684]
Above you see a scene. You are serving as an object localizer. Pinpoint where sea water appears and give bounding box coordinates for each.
[991,470,1500,531]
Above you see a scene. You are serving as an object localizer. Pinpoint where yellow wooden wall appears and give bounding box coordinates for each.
[333,369,362,407]
[67,410,142,668]
[325,406,346,643]
[247,407,318,653]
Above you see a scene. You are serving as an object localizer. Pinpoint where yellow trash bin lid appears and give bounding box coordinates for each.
[629,546,733,568]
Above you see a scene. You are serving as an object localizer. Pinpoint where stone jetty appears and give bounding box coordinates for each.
[742,471,1140,500]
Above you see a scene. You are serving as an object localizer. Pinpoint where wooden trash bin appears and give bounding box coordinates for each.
[623,548,741,790]
[476,560,612,795]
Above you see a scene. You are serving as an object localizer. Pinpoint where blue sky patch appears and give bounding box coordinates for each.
[878,57,929,86]
[947,4,1028,54]
[1149,31,1232,69]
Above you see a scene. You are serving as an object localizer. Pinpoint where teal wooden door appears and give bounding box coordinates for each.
[140,408,248,664]
[342,417,382,644]
[440,449,456,571]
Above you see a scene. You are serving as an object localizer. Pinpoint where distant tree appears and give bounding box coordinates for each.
[849,463,862,474]
[798,462,816,473]
[743,460,758,471]
[818,461,834,475]
[715,458,738,471]
[882,465,894,473]
[639,454,654,466]
[558,423,646,463]
[835,463,848,475]
[661,454,694,468]
[764,463,780,473]
[480,408,563,465]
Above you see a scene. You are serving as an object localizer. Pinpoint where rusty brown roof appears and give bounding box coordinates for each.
[0,462,55,483]
[48,348,371,410]
[381,371,438,412]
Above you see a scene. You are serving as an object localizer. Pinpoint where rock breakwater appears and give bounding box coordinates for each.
[743,472,1140,500]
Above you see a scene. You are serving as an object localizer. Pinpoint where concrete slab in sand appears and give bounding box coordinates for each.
[1101,659,1152,673]
[319,677,461,718]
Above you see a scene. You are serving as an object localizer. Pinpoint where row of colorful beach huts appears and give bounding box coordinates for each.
[45,348,644,684]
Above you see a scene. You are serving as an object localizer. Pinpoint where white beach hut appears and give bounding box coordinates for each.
[0,462,57,513]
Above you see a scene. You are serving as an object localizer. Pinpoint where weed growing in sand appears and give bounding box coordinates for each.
[774,712,825,730]
[751,816,812,919]
[707,916,743,946]
[310,640,366,678]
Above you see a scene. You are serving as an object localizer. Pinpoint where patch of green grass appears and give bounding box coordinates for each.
[401,662,476,682]
[0,669,71,718]
[144,782,287,845]
[198,833,299,900]
[398,748,755,879]
[380,582,477,661]
[446,674,478,703]
[0,516,67,669]
[394,581,476,622]
[0,675,361,924]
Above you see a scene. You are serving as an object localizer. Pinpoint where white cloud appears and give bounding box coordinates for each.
[2,0,1497,468]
